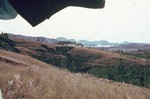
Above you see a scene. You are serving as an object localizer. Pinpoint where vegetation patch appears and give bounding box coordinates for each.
[0,33,19,52]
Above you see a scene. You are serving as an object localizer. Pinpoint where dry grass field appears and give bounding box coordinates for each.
[67,47,147,66]
[0,49,150,99]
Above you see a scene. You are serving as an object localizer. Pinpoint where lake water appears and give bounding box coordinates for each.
[97,45,114,47]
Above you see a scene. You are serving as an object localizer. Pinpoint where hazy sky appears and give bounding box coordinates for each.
[0,0,150,43]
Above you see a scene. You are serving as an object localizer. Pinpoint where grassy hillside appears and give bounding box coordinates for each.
[0,49,150,99]
[66,48,150,88]
[2,34,150,88]
[0,33,18,51]
[115,50,150,60]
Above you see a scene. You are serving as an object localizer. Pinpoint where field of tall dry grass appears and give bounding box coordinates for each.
[0,50,150,99]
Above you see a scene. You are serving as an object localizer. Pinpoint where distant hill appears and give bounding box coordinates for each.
[121,41,131,45]
[68,39,76,43]
[6,33,150,49]
[8,33,58,44]
[56,37,68,41]
[78,40,119,47]
[55,37,120,47]
[99,43,150,51]
[56,37,77,43]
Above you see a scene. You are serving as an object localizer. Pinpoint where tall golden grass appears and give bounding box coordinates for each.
[0,88,2,99]
[0,50,150,99]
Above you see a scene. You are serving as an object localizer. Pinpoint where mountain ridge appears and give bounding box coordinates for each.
[7,33,150,48]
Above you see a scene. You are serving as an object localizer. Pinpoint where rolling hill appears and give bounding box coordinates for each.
[0,49,150,99]
[1,33,150,88]
[8,33,58,44]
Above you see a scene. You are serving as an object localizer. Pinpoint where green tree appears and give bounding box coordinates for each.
[60,59,67,68]
[69,60,77,72]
